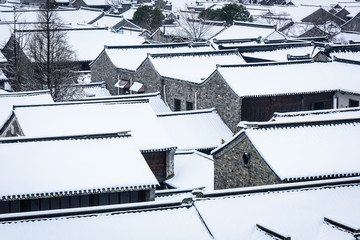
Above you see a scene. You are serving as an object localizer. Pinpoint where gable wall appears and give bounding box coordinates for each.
[214,134,281,190]
[0,115,24,137]
[198,72,242,130]
[91,52,134,95]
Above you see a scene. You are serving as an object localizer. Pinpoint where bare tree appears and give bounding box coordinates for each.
[1,7,32,91]
[175,10,215,42]
[27,0,80,101]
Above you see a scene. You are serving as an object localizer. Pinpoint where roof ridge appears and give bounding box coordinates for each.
[149,49,237,58]
[157,108,216,117]
[0,131,132,144]
[13,98,149,109]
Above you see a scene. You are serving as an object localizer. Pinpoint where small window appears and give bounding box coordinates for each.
[186,101,193,110]
[174,99,181,111]
[242,152,251,165]
[349,99,359,107]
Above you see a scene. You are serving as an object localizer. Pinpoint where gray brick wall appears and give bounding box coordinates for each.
[133,60,243,130]
[214,133,281,190]
[90,51,134,95]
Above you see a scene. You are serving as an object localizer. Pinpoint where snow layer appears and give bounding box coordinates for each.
[56,8,103,25]
[157,109,232,151]
[165,151,214,190]
[150,51,245,83]
[271,107,360,123]
[217,61,360,97]
[0,204,212,240]
[91,14,124,28]
[332,51,360,61]
[103,43,214,71]
[0,135,158,197]
[195,182,360,240]
[0,91,54,129]
[13,101,176,151]
[0,50,7,63]
[0,24,12,49]
[65,29,145,61]
[212,23,277,41]
[242,46,317,61]
[161,23,226,40]
[245,121,360,180]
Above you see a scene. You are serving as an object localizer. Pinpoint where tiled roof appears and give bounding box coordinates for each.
[0,132,158,199]
[13,101,176,151]
[157,108,232,150]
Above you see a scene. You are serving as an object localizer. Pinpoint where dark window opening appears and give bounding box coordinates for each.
[313,102,325,110]
[349,99,359,107]
[242,152,251,165]
[186,101,193,110]
[174,99,181,111]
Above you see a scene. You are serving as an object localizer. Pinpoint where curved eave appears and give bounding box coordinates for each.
[0,184,159,201]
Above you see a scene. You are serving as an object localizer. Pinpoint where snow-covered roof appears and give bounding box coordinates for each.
[0,132,158,198]
[0,90,54,129]
[195,178,360,240]
[157,108,232,151]
[0,200,213,240]
[165,150,214,190]
[270,107,360,123]
[290,0,360,7]
[0,69,7,81]
[332,31,360,44]
[241,45,317,61]
[0,50,7,63]
[82,0,109,6]
[0,24,12,49]
[1,177,360,240]
[149,50,246,84]
[90,14,124,28]
[100,42,214,71]
[120,6,138,20]
[73,92,171,113]
[71,82,111,99]
[0,9,40,23]
[239,119,360,181]
[160,21,226,40]
[65,28,145,62]
[13,101,176,151]
[56,8,104,25]
[281,22,317,37]
[332,50,360,61]
[216,61,360,97]
[212,21,278,41]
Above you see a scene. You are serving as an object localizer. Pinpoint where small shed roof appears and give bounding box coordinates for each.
[0,132,158,199]
[157,108,232,151]
[165,150,214,190]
